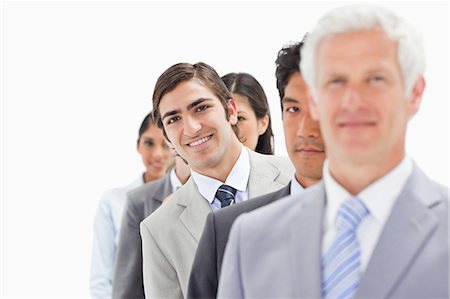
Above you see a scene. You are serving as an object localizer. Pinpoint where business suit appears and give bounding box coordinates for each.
[112,173,172,299]
[140,150,294,299]
[218,164,448,298]
[187,183,291,299]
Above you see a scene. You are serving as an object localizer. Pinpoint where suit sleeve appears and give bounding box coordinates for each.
[187,212,218,299]
[217,216,245,299]
[112,195,145,299]
[140,220,182,298]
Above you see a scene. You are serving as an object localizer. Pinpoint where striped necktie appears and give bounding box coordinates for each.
[321,197,369,299]
[214,184,237,208]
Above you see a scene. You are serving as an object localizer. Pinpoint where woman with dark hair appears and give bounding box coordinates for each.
[90,111,173,299]
[221,72,274,155]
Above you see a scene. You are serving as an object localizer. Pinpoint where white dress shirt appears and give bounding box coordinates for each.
[290,174,305,196]
[191,145,250,210]
[170,167,184,193]
[322,156,413,272]
[89,175,144,299]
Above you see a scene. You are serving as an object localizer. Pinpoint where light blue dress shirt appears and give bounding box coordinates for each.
[89,175,144,299]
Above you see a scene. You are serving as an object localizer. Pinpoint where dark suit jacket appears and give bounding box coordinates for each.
[187,183,291,299]
[112,173,172,299]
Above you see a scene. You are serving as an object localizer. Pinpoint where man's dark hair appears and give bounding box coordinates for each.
[275,37,306,106]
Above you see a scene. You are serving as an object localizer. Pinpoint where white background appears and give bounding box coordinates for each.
[1,1,448,298]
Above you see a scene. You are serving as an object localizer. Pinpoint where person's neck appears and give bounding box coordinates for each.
[194,139,242,183]
[174,156,190,184]
[143,172,156,183]
[295,173,321,189]
[328,150,405,195]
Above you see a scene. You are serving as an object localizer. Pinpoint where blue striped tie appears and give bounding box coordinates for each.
[214,184,237,208]
[322,197,369,299]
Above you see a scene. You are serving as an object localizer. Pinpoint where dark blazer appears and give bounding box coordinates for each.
[112,173,172,299]
[187,183,291,299]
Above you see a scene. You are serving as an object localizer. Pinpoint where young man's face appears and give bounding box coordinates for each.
[310,28,423,166]
[282,72,325,187]
[158,78,239,175]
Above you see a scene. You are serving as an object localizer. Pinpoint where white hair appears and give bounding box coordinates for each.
[300,5,426,99]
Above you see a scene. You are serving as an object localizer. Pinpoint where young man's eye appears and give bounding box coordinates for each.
[286,106,300,113]
[167,116,180,125]
[237,116,246,121]
[196,105,209,112]
[145,140,155,147]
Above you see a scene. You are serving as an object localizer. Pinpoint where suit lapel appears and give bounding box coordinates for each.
[177,178,212,242]
[247,151,287,198]
[289,182,326,298]
[356,165,441,298]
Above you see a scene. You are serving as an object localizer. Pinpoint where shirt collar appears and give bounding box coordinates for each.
[323,156,413,230]
[290,174,305,196]
[169,168,184,193]
[191,145,250,204]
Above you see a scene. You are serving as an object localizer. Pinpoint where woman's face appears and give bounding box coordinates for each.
[232,93,269,151]
[137,124,172,181]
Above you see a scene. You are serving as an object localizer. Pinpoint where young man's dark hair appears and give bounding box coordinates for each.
[275,36,307,103]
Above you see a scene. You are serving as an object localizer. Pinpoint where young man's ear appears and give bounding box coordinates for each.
[227,98,238,125]
[406,76,425,120]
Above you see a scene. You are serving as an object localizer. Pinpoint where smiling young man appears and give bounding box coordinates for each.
[187,40,326,299]
[218,5,448,299]
[139,62,294,298]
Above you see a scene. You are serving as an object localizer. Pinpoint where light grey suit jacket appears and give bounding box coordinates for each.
[218,164,448,299]
[112,173,172,299]
[140,150,294,299]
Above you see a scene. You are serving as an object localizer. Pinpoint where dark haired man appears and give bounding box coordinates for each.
[140,62,294,298]
[187,39,326,299]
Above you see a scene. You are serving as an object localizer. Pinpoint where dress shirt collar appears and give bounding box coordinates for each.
[323,156,413,231]
[191,145,250,204]
[169,168,184,193]
[290,174,305,196]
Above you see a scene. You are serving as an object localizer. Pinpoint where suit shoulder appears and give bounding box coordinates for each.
[236,182,323,234]
[257,153,293,170]
[127,175,169,205]
[141,189,182,230]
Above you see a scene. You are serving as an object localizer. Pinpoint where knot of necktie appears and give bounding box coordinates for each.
[214,184,237,208]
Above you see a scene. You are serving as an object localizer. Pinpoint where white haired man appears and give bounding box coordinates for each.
[218,5,448,299]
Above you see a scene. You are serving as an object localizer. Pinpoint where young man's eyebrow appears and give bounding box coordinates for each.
[281,97,300,104]
[161,109,181,122]
[186,98,213,111]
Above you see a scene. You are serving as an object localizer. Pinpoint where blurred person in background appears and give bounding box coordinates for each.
[90,111,172,299]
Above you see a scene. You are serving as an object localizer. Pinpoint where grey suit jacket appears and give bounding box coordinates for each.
[112,173,173,299]
[140,150,294,299]
[218,164,449,299]
[187,183,291,299]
